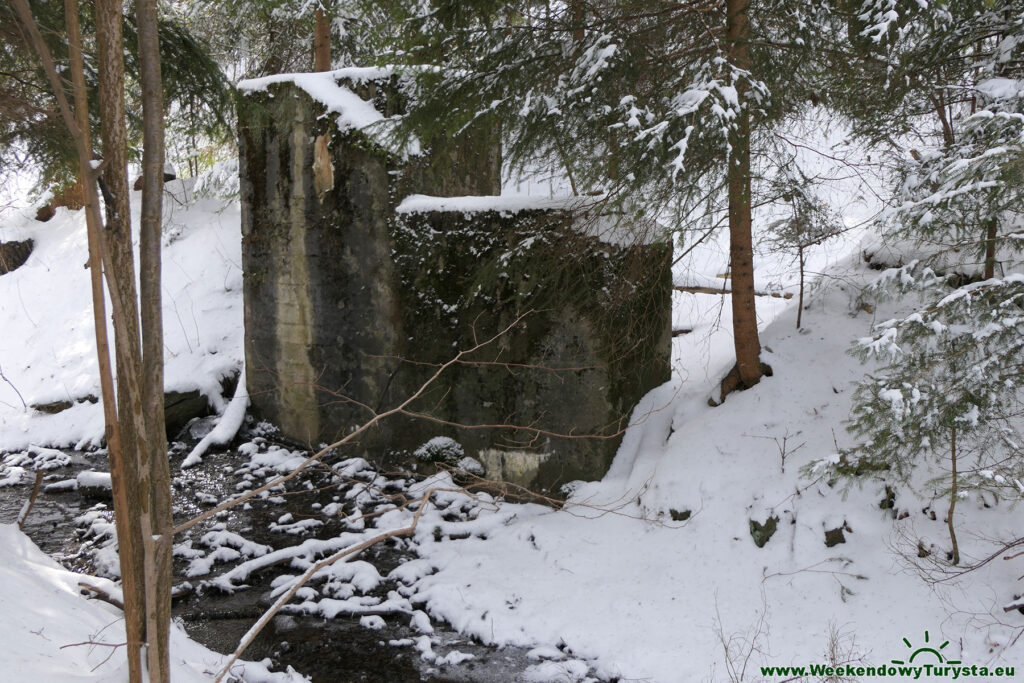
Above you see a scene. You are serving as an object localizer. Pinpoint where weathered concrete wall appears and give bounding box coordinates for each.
[239,75,670,492]
[387,209,672,488]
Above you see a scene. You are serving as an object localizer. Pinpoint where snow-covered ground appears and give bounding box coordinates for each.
[0,179,243,451]
[0,523,303,682]
[403,267,1024,681]
[2,125,1022,681]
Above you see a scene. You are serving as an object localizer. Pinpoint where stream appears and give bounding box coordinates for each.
[0,425,540,682]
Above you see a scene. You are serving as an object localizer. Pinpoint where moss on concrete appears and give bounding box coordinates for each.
[239,76,670,492]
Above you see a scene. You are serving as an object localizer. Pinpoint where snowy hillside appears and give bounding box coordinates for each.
[399,259,1023,680]
[0,179,243,451]
[0,523,304,682]
[0,133,1021,682]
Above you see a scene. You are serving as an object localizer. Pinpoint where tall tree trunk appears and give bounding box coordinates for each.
[312,4,335,198]
[314,5,332,71]
[725,0,763,391]
[135,0,172,679]
[10,1,147,679]
[95,0,151,675]
[570,0,585,41]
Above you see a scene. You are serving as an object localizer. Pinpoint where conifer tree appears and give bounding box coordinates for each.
[360,0,825,399]
[0,2,230,193]
[832,0,1024,562]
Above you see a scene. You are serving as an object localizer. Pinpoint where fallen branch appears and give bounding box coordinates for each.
[674,284,793,299]
[79,582,125,610]
[60,639,126,650]
[213,488,440,683]
[16,469,44,530]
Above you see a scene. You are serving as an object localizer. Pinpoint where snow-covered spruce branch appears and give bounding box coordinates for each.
[835,274,1024,496]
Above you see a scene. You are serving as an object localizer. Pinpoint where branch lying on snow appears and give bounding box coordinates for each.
[673,284,793,299]
[1003,599,1024,613]
[182,371,249,468]
[79,581,125,610]
[207,534,368,590]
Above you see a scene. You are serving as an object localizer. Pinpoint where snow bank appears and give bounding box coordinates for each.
[182,370,249,468]
[0,524,305,682]
[0,181,244,451]
[976,77,1024,101]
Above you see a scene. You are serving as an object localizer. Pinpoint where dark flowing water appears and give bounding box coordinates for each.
[0,441,536,682]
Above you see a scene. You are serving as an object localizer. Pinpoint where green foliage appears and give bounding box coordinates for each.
[0,2,232,192]
[181,0,317,78]
[830,1,1024,510]
[888,88,1024,272]
[348,0,827,224]
[762,160,845,254]
[844,268,1024,498]
[824,0,1016,147]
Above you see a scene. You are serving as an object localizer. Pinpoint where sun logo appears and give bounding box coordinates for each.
[891,631,962,666]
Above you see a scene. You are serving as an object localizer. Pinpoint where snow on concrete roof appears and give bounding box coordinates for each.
[238,67,417,155]
[396,193,666,247]
[395,193,588,215]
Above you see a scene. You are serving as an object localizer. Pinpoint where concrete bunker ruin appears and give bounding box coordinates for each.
[238,69,671,492]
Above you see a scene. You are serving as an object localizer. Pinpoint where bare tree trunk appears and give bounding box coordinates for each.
[314,5,332,71]
[95,0,152,675]
[932,91,955,148]
[10,1,146,679]
[570,0,585,41]
[135,0,172,679]
[725,0,763,391]
[948,427,960,565]
[64,11,147,679]
[312,3,335,199]
[796,244,805,329]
